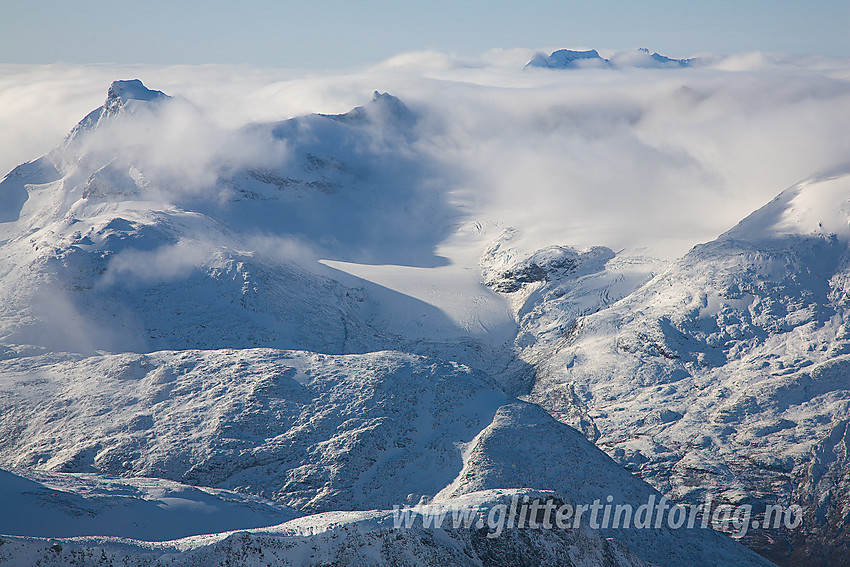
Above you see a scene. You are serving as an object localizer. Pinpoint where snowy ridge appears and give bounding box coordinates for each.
[0,349,512,512]
[0,491,651,567]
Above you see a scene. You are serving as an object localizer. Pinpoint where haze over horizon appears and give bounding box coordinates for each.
[1,0,848,68]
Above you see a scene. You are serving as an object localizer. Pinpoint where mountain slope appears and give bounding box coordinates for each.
[523,169,850,565]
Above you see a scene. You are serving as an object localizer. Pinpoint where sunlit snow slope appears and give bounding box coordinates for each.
[520,169,850,565]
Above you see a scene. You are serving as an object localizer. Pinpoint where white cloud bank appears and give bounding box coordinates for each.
[1,50,850,260]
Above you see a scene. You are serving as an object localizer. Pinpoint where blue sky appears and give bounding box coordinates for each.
[1,0,848,67]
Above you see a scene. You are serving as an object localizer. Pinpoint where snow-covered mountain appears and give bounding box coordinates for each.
[0,79,522,388]
[511,169,850,565]
[0,80,777,566]
[526,47,697,69]
[0,347,771,566]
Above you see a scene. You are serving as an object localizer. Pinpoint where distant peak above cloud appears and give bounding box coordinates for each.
[525,49,610,69]
[525,48,698,69]
[65,79,172,144]
[634,47,695,67]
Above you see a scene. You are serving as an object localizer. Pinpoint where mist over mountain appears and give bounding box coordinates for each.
[1,50,850,565]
